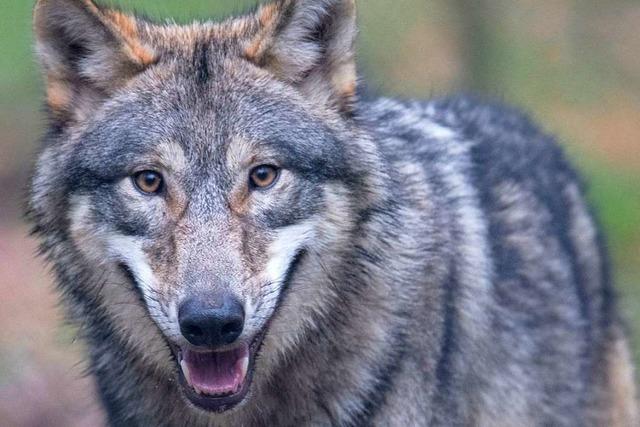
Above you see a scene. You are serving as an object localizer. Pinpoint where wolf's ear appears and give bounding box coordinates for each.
[245,0,357,114]
[33,0,157,122]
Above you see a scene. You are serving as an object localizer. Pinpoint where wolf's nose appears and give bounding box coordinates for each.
[178,293,245,348]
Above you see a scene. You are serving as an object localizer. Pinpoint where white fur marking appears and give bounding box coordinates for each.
[256,220,317,321]
[265,220,316,284]
[103,233,180,338]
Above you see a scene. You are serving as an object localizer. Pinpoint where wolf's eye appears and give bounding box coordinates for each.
[249,165,280,189]
[133,170,164,195]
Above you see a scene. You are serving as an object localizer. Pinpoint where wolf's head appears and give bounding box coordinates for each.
[30,0,385,414]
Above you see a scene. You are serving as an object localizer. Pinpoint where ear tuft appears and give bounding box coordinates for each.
[33,0,157,122]
[102,10,158,67]
[246,0,358,114]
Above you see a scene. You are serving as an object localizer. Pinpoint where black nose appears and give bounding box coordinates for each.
[178,293,245,348]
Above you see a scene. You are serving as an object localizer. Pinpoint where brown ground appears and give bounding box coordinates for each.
[0,224,105,427]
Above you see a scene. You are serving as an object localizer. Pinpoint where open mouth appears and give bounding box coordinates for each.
[174,336,263,413]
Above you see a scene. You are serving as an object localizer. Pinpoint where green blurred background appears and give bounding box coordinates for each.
[0,1,639,425]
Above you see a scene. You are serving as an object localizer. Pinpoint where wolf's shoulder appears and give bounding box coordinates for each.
[360,94,560,149]
[360,95,578,182]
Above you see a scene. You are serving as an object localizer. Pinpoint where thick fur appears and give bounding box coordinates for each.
[28,0,637,426]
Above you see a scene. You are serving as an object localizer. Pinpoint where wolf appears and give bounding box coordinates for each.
[28,0,637,425]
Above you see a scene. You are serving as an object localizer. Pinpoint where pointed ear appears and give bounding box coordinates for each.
[245,0,357,114]
[33,0,157,122]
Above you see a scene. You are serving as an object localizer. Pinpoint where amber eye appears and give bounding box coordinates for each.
[133,170,164,195]
[249,165,279,189]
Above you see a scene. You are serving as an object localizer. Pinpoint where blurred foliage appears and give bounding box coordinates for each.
[0,1,638,424]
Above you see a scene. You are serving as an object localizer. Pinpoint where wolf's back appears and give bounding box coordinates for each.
[361,96,638,425]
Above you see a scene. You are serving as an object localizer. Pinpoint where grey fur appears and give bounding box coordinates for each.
[28,0,637,426]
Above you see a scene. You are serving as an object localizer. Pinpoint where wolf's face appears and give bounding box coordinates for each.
[31,0,376,414]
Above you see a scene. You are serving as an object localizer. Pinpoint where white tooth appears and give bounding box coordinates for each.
[180,359,192,386]
[239,354,249,381]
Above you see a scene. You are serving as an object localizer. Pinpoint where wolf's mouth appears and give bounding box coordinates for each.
[173,333,264,413]
[179,345,249,397]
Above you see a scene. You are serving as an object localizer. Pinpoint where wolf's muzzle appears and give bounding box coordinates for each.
[174,291,254,410]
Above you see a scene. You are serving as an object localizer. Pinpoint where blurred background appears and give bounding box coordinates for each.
[1,0,639,425]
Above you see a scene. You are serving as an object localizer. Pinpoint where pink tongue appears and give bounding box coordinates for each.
[183,345,248,395]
